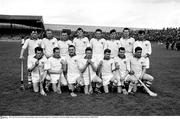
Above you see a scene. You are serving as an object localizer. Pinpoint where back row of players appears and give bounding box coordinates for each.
[19,28,153,97]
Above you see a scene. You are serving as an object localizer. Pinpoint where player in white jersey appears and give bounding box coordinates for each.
[44,47,66,94]
[64,45,84,97]
[98,49,118,93]
[133,30,152,69]
[28,47,47,95]
[73,28,90,59]
[114,47,137,95]
[120,28,135,59]
[106,29,121,58]
[79,47,102,94]
[129,47,154,93]
[41,29,58,58]
[90,29,106,63]
[19,31,41,87]
[58,30,73,58]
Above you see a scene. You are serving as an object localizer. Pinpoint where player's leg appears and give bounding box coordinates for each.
[32,78,39,93]
[92,75,102,93]
[142,73,154,87]
[83,77,89,94]
[102,76,112,93]
[67,75,79,97]
[126,75,138,94]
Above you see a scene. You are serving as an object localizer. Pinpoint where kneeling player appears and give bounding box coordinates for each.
[79,47,102,95]
[44,47,66,94]
[98,49,118,93]
[28,47,47,95]
[65,45,84,97]
[129,47,154,93]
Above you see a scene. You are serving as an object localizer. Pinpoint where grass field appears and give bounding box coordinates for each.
[0,41,180,116]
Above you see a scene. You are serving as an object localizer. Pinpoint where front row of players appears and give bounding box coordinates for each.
[28,45,154,97]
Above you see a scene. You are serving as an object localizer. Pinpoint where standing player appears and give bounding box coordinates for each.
[73,28,90,59]
[98,49,118,93]
[65,45,84,97]
[19,31,42,88]
[90,29,106,62]
[58,30,73,58]
[133,30,152,69]
[28,47,47,95]
[44,47,66,94]
[41,29,58,58]
[79,47,102,94]
[106,29,121,58]
[120,28,135,59]
[129,47,154,93]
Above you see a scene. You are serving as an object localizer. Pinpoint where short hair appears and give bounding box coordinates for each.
[138,30,145,35]
[104,48,111,54]
[53,47,60,53]
[35,47,43,53]
[123,28,130,32]
[135,47,142,52]
[46,29,53,32]
[61,30,68,34]
[110,29,116,34]
[95,29,102,33]
[85,47,92,52]
[68,45,75,49]
[31,30,37,34]
[119,47,125,51]
[76,27,84,32]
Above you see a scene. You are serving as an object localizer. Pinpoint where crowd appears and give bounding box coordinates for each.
[19,27,157,97]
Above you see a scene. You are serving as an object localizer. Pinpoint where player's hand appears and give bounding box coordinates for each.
[60,59,65,65]
[35,60,39,66]
[129,70,134,75]
[145,53,150,58]
[139,75,143,80]
[19,56,24,60]
[115,63,120,70]
[99,60,103,67]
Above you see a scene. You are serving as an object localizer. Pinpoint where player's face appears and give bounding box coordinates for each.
[61,33,68,41]
[68,47,75,56]
[110,32,116,39]
[135,50,142,58]
[95,31,102,39]
[77,30,83,37]
[123,30,130,38]
[118,50,125,58]
[85,50,92,59]
[31,32,38,39]
[36,50,43,59]
[104,52,111,59]
[54,49,60,58]
[46,31,53,39]
[138,33,145,41]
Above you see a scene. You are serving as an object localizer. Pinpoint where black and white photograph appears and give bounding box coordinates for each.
[0,0,180,117]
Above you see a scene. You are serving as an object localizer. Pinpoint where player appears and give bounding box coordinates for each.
[129,47,154,93]
[133,30,152,69]
[44,47,66,94]
[120,28,135,59]
[114,47,137,95]
[90,29,106,63]
[27,47,47,95]
[41,29,58,58]
[106,29,121,58]
[79,47,102,94]
[64,45,84,97]
[58,30,73,58]
[73,28,90,59]
[19,31,41,88]
[98,49,118,93]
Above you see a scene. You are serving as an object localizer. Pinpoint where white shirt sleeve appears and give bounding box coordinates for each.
[44,59,51,70]
[22,39,29,49]
[147,41,152,55]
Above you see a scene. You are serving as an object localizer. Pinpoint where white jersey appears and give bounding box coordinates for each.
[79,58,97,79]
[130,56,148,77]
[28,56,47,81]
[73,37,90,56]
[41,37,58,58]
[44,57,63,80]
[114,56,130,76]
[100,59,115,77]
[120,37,135,55]
[106,40,121,58]
[90,38,106,57]
[22,38,42,56]
[133,40,152,57]
[58,40,73,57]
[65,55,80,75]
